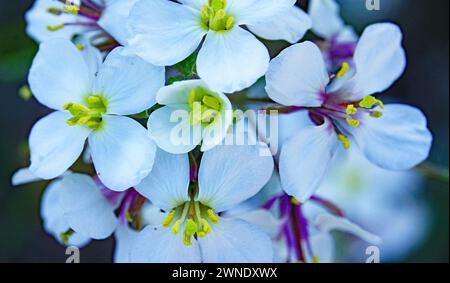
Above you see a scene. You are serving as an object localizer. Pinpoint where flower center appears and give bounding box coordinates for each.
[188,86,223,126]
[162,201,219,246]
[200,0,234,32]
[64,95,107,130]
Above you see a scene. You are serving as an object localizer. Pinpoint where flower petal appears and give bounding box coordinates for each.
[227,0,296,26]
[248,6,311,44]
[308,0,344,39]
[11,167,42,186]
[114,224,139,263]
[197,27,269,93]
[265,42,329,107]
[346,104,432,170]
[98,0,138,45]
[198,217,273,263]
[28,38,93,110]
[314,213,382,245]
[128,0,206,66]
[58,173,118,240]
[308,233,335,263]
[148,106,202,154]
[135,149,190,212]
[29,111,91,180]
[352,23,407,98]
[279,119,338,202]
[197,144,274,212]
[130,226,202,263]
[41,180,91,247]
[94,47,165,116]
[237,209,284,238]
[89,115,156,191]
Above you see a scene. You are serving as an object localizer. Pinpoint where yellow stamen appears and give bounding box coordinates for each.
[162,211,175,228]
[63,5,80,15]
[336,62,350,78]
[207,209,219,224]
[346,117,360,128]
[370,110,383,118]
[76,43,85,51]
[313,256,320,263]
[47,24,65,31]
[346,104,358,115]
[18,85,32,101]
[291,197,300,206]
[171,220,182,235]
[338,134,351,150]
[359,96,385,109]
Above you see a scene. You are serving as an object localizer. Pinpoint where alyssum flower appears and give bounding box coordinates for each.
[308,0,358,72]
[130,144,274,263]
[27,38,165,191]
[26,0,137,47]
[147,80,233,154]
[265,23,433,202]
[127,0,312,93]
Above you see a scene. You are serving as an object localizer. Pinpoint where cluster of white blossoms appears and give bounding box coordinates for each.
[12,0,433,263]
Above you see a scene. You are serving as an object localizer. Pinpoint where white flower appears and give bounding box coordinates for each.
[265,23,433,202]
[148,80,233,154]
[26,0,138,45]
[311,148,430,261]
[127,0,312,93]
[130,145,274,263]
[28,38,164,191]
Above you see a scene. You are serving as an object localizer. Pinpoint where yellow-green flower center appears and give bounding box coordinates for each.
[200,0,234,32]
[162,201,219,246]
[63,95,107,130]
[188,86,223,125]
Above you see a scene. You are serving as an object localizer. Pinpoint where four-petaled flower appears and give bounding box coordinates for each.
[265,23,433,202]
[27,38,165,191]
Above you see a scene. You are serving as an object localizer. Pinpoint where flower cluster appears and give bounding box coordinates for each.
[13,0,433,263]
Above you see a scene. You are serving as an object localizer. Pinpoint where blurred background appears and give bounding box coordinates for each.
[0,0,448,262]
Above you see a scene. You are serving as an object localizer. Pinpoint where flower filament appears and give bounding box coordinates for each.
[162,201,219,246]
[188,87,223,125]
[201,0,234,32]
[64,95,107,129]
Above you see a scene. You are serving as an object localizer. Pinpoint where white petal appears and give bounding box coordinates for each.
[78,39,103,80]
[59,173,118,240]
[130,226,202,263]
[315,213,382,245]
[352,23,407,98]
[135,150,190,212]
[237,209,284,238]
[200,93,233,152]
[248,6,311,44]
[265,42,329,107]
[279,119,338,202]
[114,224,139,263]
[198,218,273,263]
[227,0,296,26]
[40,180,91,247]
[128,0,206,66]
[197,144,274,212]
[148,106,202,154]
[94,47,165,115]
[156,79,209,106]
[308,233,335,263]
[197,27,269,93]
[28,38,93,110]
[98,0,138,45]
[346,104,432,170]
[29,111,91,180]
[89,115,156,191]
[308,0,344,39]
[11,168,42,186]
[25,0,90,43]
